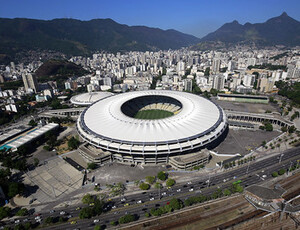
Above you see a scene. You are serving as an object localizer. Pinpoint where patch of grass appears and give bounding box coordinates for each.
[134,110,173,120]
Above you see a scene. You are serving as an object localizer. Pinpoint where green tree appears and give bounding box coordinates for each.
[139,182,150,190]
[0,207,11,219]
[157,171,167,181]
[24,222,32,230]
[223,188,231,196]
[110,221,118,226]
[45,216,54,224]
[166,178,176,187]
[169,198,183,210]
[68,136,80,150]
[93,198,105,215]
[204,67,210,76]
[94,225,103,230]
[28,119,37,127]
[43,145,51,151]
[288,126,296,134]
[264,123,273,132]
[33,158,39,167]
[145,176,156,184]
[154,182,162,189]
[87,162,97,170]
[82,194,95,204]
[272,172,278,177]
[278,168,286,175]
[79,207,94,219]
[119,214,135,224]
[16,208,29,216]
[8,182,24,198]
[150,207,163,216]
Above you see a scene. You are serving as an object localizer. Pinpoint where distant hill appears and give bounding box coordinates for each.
[198,12,300,48]
[0,18,200,59]
[35,59,89,84]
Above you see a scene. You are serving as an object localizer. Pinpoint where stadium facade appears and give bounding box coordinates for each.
[77,90,228,164]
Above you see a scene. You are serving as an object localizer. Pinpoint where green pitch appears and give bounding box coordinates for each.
[134,109,174,120]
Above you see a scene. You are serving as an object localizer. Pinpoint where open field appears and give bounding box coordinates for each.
[134,109,174,120]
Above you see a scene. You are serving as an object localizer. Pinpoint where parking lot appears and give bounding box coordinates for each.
[213,128,281,156]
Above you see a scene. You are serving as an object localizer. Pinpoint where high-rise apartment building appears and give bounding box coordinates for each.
[212,75,225,90]
[22,73,38,93]
[212,59,221,74]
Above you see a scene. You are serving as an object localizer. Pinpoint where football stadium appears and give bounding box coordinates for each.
[77,90,228,164]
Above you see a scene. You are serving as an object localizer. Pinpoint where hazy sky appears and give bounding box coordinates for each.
[1,0,299,38]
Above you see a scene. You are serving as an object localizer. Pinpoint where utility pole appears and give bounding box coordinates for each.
[279,154,284,163]
[158,185,161,200]
[207,173,211,188]
[246,159,251,174]
[287,161,293,176]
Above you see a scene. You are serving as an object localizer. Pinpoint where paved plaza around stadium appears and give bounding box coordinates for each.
[213,129,281,155]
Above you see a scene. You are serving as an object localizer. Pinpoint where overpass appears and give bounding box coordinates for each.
[38,108,85,120]
[38,107,294,129]
[225,110,293,128]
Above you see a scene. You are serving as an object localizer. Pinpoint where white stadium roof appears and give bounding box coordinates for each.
[70,92,114,106]
[79,90,225,144]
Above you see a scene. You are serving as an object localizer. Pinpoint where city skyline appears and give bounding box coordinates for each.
[0,0,299,38]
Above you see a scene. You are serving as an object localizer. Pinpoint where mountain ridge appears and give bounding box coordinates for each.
[199,12,300,47]
[0,17,200,60]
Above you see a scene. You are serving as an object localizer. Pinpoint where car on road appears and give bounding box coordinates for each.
[36,218,42,223]
[162,192,167,196]
[34,216,41,220]
[76,207,81,211]
[149,197,154,201]
[187,181,192,185]
[112,205,116,209]
[262,175,267,178]
[68,215,72,218]
[89,202,95,206]
[49,210,55,213]
[23,219,29,222]
[70,221,77,225]
[121,198,126,202]
[177,189,181,192]
[15,220,20,224]
[93,219,100,223]
[189,188,194,192]
[137,200,142,204]
[60,211,66,215]
[124,203,129,207]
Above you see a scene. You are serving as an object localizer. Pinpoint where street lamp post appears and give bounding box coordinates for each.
[158,185,161,200]
[279,154,284,163]
[207,173,211,188]
[287,161,293,176]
